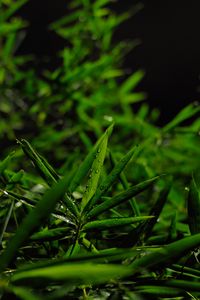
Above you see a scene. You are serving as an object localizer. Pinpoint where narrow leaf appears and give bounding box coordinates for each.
[131,233,200,273]
[135,179,172,241]
[84,146,137,212]
[163,102,200,133]
[188,173,200,234]
[30,227,71,242]
[11,263,132,287]
[0,174,70,271]
[82,216,153,231]
[18,139,56,186]
[69,124,113,192]
[87,176,159,219]
[81,126,109,208]
[18,139,78,216]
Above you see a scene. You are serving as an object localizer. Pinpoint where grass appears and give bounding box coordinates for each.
[0,126,200,299]
[0,0,200,299]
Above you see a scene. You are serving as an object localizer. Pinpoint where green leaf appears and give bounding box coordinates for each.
[84,146,137,212]
[0,174,70,271]
[82,216,153,231]
[81,125,109,209]
[188,173,200,234]
[163,102,200,133]
[120,69,145,94]
[6,285,41,300]
[11,263,132,287]
[135,286,182,297]
[109,151,140,216]
[0,151,15,175]
[131,233,200,273]
[0,0,28,22]
[18,139,57,186]
[30,227,72,242]
[135,179,172,241]
[87,176,159,219]
[18,139,78,217]
[136,279,200,292]
[69,124,114,193]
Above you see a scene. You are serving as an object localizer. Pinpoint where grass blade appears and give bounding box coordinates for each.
[136,279,200,292]
[18,139,79,217]
[109,151,140,216]
[131,233,200,273]
[135,179,172,241]
[87,176,159,219]
[188,173,200,234]
[0,174,70,272]
[18,139,57,186]
[163,102,200,133]
[81,125,109,209]
[11,263,132,287]
[30,227,72,242]
[84,146,137,212]
[69,124,114,193]
[0,151,15,176]
[82,216,153,231]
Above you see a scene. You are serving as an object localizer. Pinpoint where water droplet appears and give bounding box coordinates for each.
[185,186,189,191]
[95,169,99,174]
[97,148,101,153]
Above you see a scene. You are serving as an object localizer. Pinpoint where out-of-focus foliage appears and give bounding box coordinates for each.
[0,0,199,186]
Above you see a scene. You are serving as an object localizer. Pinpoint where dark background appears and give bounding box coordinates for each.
[16,0,200,123]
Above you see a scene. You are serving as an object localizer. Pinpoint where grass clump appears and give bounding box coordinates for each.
[0,125,200,299]
[0,0,200,299]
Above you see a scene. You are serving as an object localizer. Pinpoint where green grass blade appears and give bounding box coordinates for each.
[87,176,159,219]
[0,151,15,175]
[131,233,200,273]
[6,170,24,190]
[137,279,200,292]
[18,139,57,186]
[18,139,79,217]
[135,179,172,241]
[84,146,137,212]
[82,216,153,231]
[0,174,70,272]
[15,248,140,273]
[37,153,60,181]
[109,150,140,216]
[135,286,183,297]
[30,227,72,242]
[0,200,14,246]
[163,102,200,133]
[188,173,200,234]
[11,263,132,287]
[81,126,109,209]
[69,124,114,193]
[120,69,145,94]
[1,0,28,22]
[7,285,41,300]
[172,264,200,278]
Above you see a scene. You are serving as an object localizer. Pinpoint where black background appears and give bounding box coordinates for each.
[16,0,200,123]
